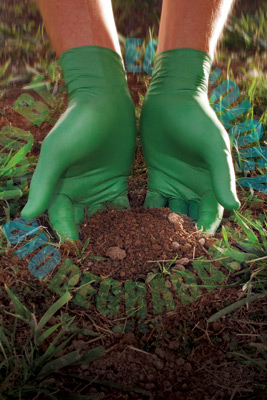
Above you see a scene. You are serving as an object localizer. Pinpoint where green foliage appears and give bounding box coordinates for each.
[223,5,267,51]
[72,237,91,264]
[0,128,34,206]
[227,337,267,379]
[0,59,12,87]
[216,210,267,295]
[146,256,178,283]
[218,210,267,262]
[0,286,104,399]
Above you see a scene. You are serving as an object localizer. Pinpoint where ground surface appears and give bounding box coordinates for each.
[0,1,266,399]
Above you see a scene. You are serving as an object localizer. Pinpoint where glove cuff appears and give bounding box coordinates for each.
[148,48,212,94]
[59,46,127,97]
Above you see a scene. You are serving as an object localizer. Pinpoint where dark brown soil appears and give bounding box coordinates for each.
[0,1,266,399]
[1,72,266,400]
[70,208,208,281]
[0,200,266,399]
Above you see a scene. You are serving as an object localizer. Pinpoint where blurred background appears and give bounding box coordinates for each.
[0,0,266,76]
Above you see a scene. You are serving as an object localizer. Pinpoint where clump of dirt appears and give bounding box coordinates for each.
[60,207,216,282]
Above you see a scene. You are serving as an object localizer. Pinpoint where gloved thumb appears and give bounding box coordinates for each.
[21,148,66,219]
[208,148,240,211]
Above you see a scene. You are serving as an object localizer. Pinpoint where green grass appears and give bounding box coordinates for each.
[0,2,266,397]
[215,211,267,295]
[0,286,104,399]
[223,4,267,52]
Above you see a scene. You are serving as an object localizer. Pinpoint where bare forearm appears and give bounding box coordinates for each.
[35,0,121,57]
[157,0,235,57]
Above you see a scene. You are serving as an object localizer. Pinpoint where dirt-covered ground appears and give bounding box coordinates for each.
[0,1,266,399]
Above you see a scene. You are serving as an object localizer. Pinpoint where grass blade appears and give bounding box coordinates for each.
[208,293,266,322]
[37,350,81,379]
[233,210,259,244]
[36,322,64,347]
[4,284,32,322]
[35,292,72,340]
[230,351,267,372]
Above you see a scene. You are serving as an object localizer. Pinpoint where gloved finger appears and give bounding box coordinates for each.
[168,198,189,215]
[207,148,240,211]
[107,193,130,210]
[48,193,80,242]
[188,200,200,221]
[144,190,167,208]
[21,145,66,219]
[73,203,85,227]
[197,190,224,234]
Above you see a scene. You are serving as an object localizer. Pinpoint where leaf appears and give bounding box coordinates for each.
[89,256,107,262]
[35,292,72,340]
[51,332,77,358]
[0,187,23,200]
[72,346,105,366]
[0,59,11,78]
[230,351,267,372]
[68,328,100,337]
[37,350,81,379]
[4,284,32,322]
[249,342,267,359]
[0,74,13,86]
[33,318,76,371]
[236,241,263,255]
[36,322,64,346]
[22,356,28,383]
[146,272,157,283]
[222,226,230,249]
[257,224,267,250]
[208,293,266,322]
[214,246,256,263]
[233,210,259,244]
[0,325,12,354]
[81,237,90,256]
[0,134,33,177]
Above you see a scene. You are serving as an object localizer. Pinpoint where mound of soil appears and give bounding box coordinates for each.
[61,207,215,282]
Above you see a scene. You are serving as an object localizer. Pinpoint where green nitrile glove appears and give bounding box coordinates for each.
[21,46,136,241]
[140,48,240,233]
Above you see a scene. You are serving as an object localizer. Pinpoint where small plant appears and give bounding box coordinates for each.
[216,210,267,295]
[0,285,104,399]
[0,59,12,87]
[146,256,178,283]
[217,210,267,264]
[71,236,91,264]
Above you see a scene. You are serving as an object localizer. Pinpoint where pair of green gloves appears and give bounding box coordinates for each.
[21,46,240,241]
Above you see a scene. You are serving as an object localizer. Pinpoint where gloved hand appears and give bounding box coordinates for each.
[140,48,240,233]
[21,46,136,241]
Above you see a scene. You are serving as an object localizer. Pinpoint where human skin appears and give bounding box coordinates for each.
[157,0,235,57]
[140,0,240,233]
[23,0,239,239]
[21,1,136,241]
[34,0,121,57]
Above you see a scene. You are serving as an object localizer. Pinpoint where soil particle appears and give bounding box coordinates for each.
[176,257,190,265]
[106,246,127,260]
[198,238,206,245]
[171,241,180,250]
[174,264,186,271]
